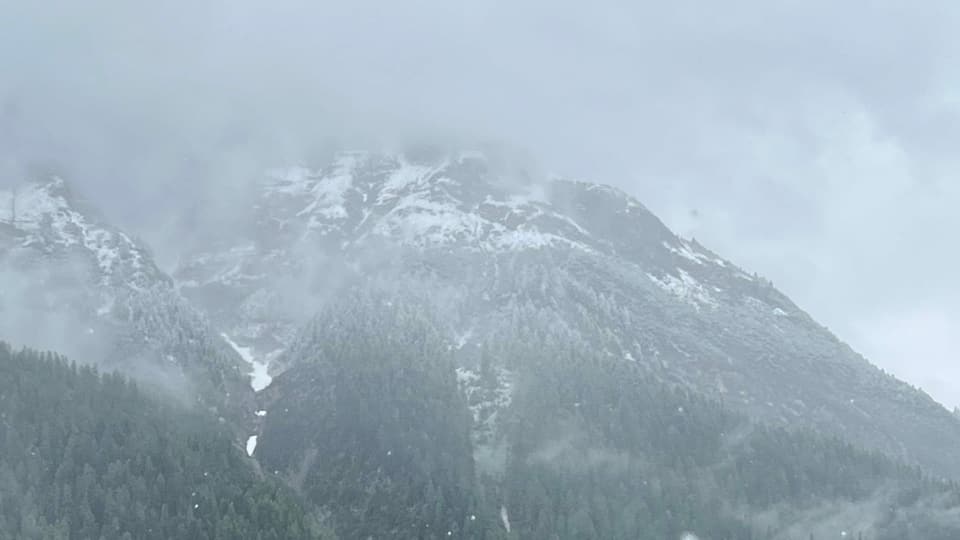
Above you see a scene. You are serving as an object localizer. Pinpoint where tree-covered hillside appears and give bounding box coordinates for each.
[5,300,960,539]
[0,343,331,540]
[258,294,480,539]
[496,347,960,539]
[258,292,960,539]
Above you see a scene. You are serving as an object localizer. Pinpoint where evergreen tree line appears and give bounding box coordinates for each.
[7,284,960,539]
[260,293,482,539]
[262,290,960,539]
[495,346,960,539]
[0,342,331,540]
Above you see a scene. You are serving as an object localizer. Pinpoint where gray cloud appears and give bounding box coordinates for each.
[2,1,958,404]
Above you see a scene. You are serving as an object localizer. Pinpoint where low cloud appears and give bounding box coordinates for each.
[2,0,959,405]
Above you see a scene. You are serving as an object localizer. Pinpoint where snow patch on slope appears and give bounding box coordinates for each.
[259,152,596,254]
[221,333,272,391]
[298,154,359,220]
[647,269,718,310]
[456,366,514,430]
[246,435,258,456]
[454,328,474,350]
[493,228,568,251]
[376,158,446,204]
[0,179,149,286]
[373,197,484,246]
[663,240,724,267]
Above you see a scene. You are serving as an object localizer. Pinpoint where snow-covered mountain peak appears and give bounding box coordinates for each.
[1,174,260,424]
[0,176,165,289]
[163,147,960,479]
[253,150,669,255]
[177,150,761,311]
[173,149,787,371]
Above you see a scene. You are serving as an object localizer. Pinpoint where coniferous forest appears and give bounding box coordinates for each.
[0,343,331,540]
[5,330,960,539]
[253,298,960,540]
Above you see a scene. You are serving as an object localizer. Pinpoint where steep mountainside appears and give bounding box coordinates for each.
[258,301,960,539]
[0,176,257,426]
[173,150,960,480]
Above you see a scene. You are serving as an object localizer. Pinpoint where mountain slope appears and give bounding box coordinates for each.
[256,293,479,539]
[173,149,960,480]
[255,291,960,539]
[0,176,258,427]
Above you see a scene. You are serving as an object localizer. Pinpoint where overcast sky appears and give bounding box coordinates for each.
[2,1,959,406]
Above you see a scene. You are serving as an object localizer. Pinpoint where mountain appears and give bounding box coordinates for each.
[0,175,258,427]
[6,150,960,538]
[0,343,331,540]
[173,149,960,480]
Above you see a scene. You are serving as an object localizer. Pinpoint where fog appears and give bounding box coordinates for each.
[2,1,959,405]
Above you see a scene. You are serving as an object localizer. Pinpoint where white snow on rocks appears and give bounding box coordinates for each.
[647,269,718,310]
[376,157,444,204]
[663,240,726,267]
[0,179,150,286]
[246,435,258,456]
[0,179,70,231]
[299,154,359,220]
[265,154,363,224]
[221,333,272,391]
[492,228,566,251]
[372,197,486,247]
[454,328,474,350]
[258,152,596,254]
[456,366,514,429]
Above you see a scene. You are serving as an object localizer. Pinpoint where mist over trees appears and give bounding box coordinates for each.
[0,343,329,540]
